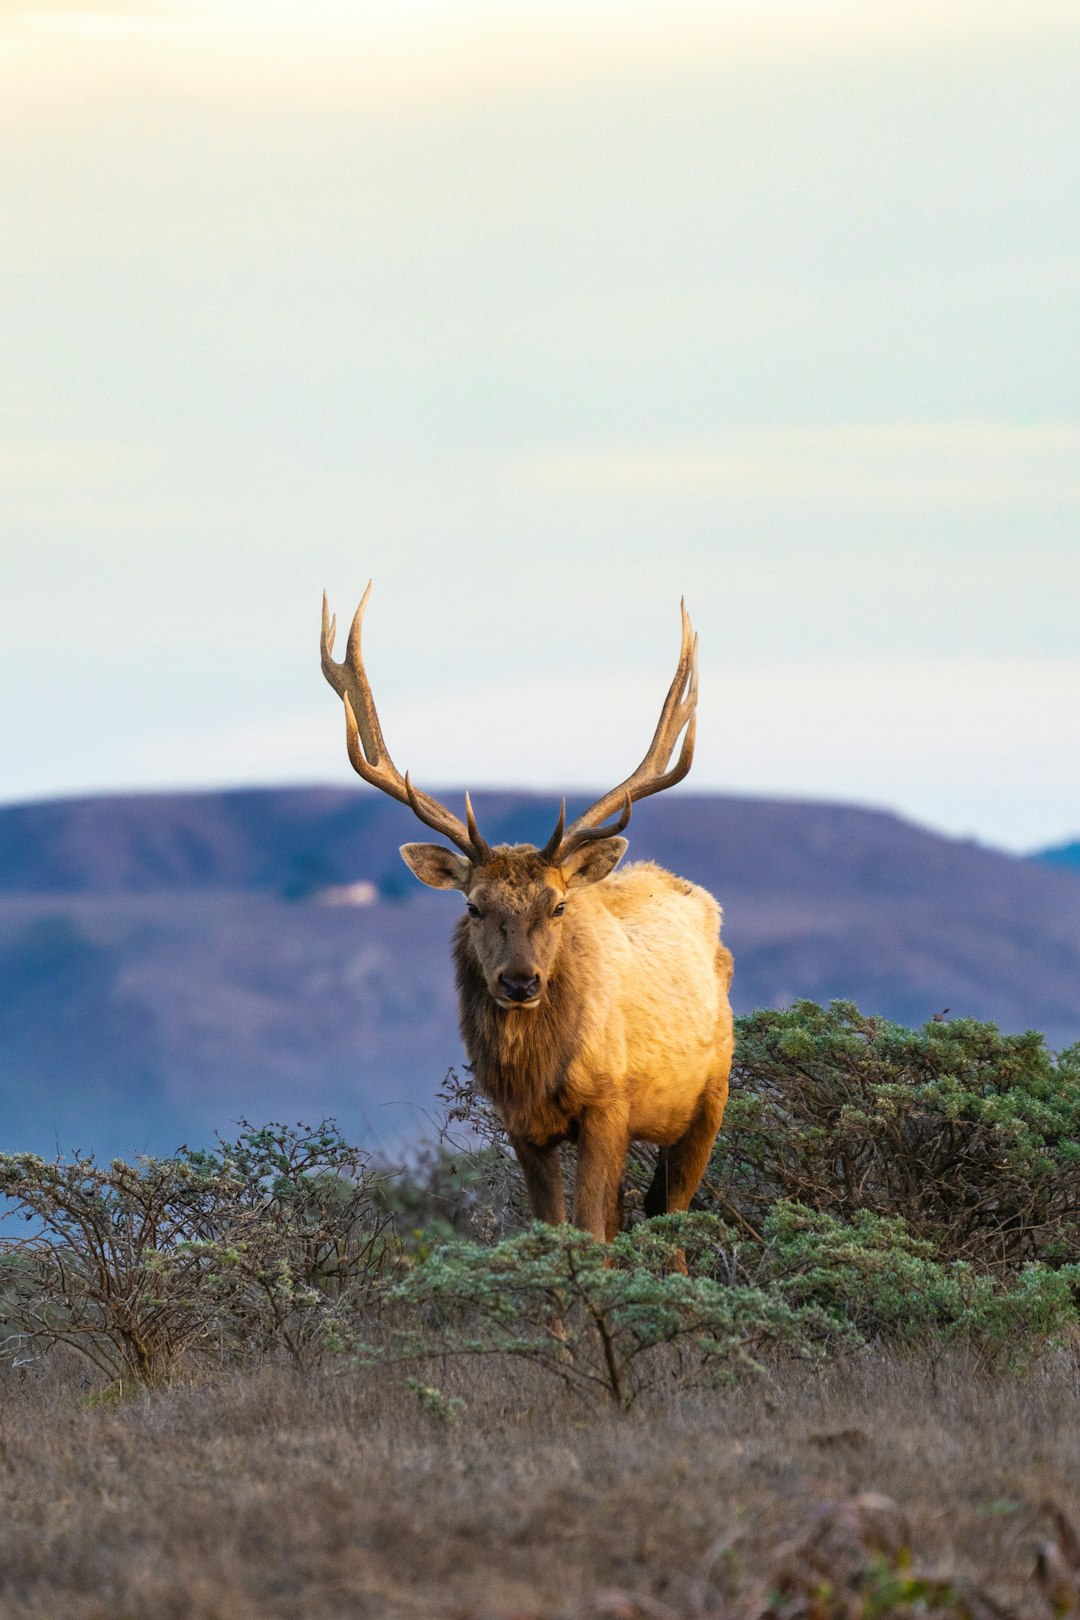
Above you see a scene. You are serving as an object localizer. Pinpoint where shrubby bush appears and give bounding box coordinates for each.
[386,1206,1079,1406]
[756,1202,1078,1358]
[0,1148,242,1385]
[376,1069,529,1251]
[384,1213,848,1407]
[370,1006,1080,1403]
[711,1002,1080,1269]
[176,1120,395,1367]
[0,1121,393,1386]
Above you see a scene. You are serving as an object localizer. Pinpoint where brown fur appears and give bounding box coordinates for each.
[408,840,734,1241]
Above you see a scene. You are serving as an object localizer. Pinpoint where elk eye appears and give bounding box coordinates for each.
[466,902,482,919]
[552,903,566,918]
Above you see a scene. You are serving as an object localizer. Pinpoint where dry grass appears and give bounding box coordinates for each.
[3,1350,1080,1618]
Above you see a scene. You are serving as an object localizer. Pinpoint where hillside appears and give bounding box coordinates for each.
[1038,839,1080,873]
[1,787,1078,1158]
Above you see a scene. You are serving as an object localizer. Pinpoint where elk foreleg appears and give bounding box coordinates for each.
[511,1136,567,1225]
[573,1107,629,1242]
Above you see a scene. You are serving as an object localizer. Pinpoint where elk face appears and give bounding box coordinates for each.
[399,839,627,1008]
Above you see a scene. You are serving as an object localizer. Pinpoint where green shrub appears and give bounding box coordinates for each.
[0,1148,243,1385]
[399,1009,1080,1278]
[380,1203,1079,1405]
[384,1213,847,1407]
[755,1203,1079,1360]
[176,1120,396,1367]
[708,1001,1080,1269]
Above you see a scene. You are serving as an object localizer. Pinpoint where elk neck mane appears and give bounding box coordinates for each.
[452,912,587,1121]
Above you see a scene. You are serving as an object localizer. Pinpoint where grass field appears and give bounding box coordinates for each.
[3,1347,1080,1618]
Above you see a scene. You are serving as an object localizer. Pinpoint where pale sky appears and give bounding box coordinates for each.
[2,0,1078,851]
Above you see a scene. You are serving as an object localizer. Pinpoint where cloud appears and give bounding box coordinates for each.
[0,437,146,485]
[0,439,168,540]
[509,423,1080,512]
[5,0,1079,109]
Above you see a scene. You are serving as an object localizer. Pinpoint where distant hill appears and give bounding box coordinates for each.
[1036,841,1080,873]
[1,787,1078,1160]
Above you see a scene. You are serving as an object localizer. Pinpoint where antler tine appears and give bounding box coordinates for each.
[324,584,488,864]
[563,791,633,853]
[552,601,699,865]
[539,798,567,864]
[404,772,492,863]
[465,791,493,865]
[336,581,394,773]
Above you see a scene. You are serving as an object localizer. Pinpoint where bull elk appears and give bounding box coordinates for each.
[321,584,733,1241]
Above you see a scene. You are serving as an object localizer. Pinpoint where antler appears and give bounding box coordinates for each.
[321,582,491,864]
[542,600,698,866]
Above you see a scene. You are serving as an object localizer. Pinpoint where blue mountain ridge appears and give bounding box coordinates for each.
[0,787,1077,1161]
[1038,842,1080,873]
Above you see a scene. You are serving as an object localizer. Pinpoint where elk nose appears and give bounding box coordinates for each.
[499,973,540,1003]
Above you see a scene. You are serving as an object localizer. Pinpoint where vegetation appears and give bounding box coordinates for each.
[714,1001,1080,1269]
[383,1206,1079,1406]
[0,1121,393,1386]
[3,1002,1080,1614]
[386,1214,848,1408]
[2,1351,1080,1617]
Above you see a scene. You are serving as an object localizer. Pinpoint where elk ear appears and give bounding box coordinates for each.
[561,836,628,890]
[399,843,471,891]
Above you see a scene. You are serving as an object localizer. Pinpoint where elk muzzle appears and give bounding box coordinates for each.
[497,972,542,1006]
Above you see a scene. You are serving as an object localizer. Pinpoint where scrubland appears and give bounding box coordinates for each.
[4,1349,1080,1618]
[3,1002,1080,1618]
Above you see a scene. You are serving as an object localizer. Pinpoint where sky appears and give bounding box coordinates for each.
[2,0,1078,852]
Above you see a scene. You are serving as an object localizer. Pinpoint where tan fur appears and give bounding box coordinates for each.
[445,847,734,1241]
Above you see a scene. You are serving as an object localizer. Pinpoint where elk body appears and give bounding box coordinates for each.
[321,585,733,1242]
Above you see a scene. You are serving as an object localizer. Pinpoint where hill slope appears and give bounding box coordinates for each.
[1,787,1078,1158]
[1038,840,1080,873]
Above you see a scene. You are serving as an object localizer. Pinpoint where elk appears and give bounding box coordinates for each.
[321,584,733,1242]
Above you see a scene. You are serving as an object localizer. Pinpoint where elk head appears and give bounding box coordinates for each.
[321,583,698,1010]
